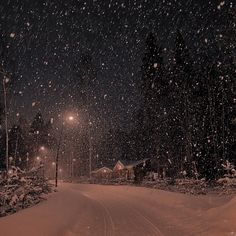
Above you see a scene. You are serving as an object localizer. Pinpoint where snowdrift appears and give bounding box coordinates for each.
[200,196,236,236]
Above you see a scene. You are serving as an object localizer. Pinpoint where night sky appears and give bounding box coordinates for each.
[0,0,232,132]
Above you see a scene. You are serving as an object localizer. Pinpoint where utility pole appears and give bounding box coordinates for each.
[14,130,19,166]
[70,151,73,180]
[55,124,64,187]
[2,75,9,172]
[88,116,92,179]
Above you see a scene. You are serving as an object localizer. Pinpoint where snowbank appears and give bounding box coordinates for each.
[0,166,52,216]
[201,196,236,236]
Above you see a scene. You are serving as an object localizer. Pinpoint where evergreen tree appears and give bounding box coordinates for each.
[8,125,28,169]
[171,30,194,177]
[30,112,44,135]
[28,112,54,168]
[140,32,164,161]
[0,104,4,169]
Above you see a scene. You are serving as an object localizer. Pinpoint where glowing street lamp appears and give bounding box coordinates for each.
[40,146,45,151]
[36,156,41,166]
[59,168,63,180]
[9,156,13,165]
[68,116,74,122]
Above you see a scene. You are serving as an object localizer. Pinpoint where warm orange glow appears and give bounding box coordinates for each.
[68,116,74,121]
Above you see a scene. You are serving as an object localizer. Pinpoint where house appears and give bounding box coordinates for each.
[92,159,151,182]
[113,159,151,181]
[113,160,126,171]
[91,166,113,179]
[112,160,129,179]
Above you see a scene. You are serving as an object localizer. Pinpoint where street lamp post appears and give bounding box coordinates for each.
[87,117,92,179]
[55,114,76,187]
[72,158,76,180]
[39,146,46,178]
[55,123,64,187]
[89,129,92,179]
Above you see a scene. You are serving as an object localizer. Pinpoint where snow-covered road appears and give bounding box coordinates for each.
[0,183,235,236]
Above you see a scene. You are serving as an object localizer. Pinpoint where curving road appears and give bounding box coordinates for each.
[0,183,233,236]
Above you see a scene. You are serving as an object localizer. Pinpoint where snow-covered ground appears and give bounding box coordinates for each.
[0,183,235,236]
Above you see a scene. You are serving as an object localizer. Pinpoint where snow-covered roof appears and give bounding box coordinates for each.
[125,158,150,169]
[115,158,150,170]
[113,160,126,171]
[91,166,112,173]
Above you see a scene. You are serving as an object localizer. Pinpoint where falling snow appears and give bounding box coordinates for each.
[0,0,235,235]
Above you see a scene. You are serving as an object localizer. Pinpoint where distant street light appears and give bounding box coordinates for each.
[68,116,74,121]
[59,168,63,180]
[9,156,13,165]
[36,156,41,166]
[39,146,47,177]
[40,146,45,151]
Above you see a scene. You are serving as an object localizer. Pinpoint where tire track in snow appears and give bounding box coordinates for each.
[115,197,164,236]
[131,207,164,236]
[81,187,164,235]
[82,193,116,236]
[106,189,164,236]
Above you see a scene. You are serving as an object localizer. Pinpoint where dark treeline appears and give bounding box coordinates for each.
[0,112,55,170]
[136,29,235,180]
[98,11,236,181]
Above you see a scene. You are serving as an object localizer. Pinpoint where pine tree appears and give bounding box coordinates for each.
[8,125,29,169]
[0,104,4,169]
[140,32,164,161]
[28,112,52,168]
[171,30,194,177]
[30,112,44,134]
